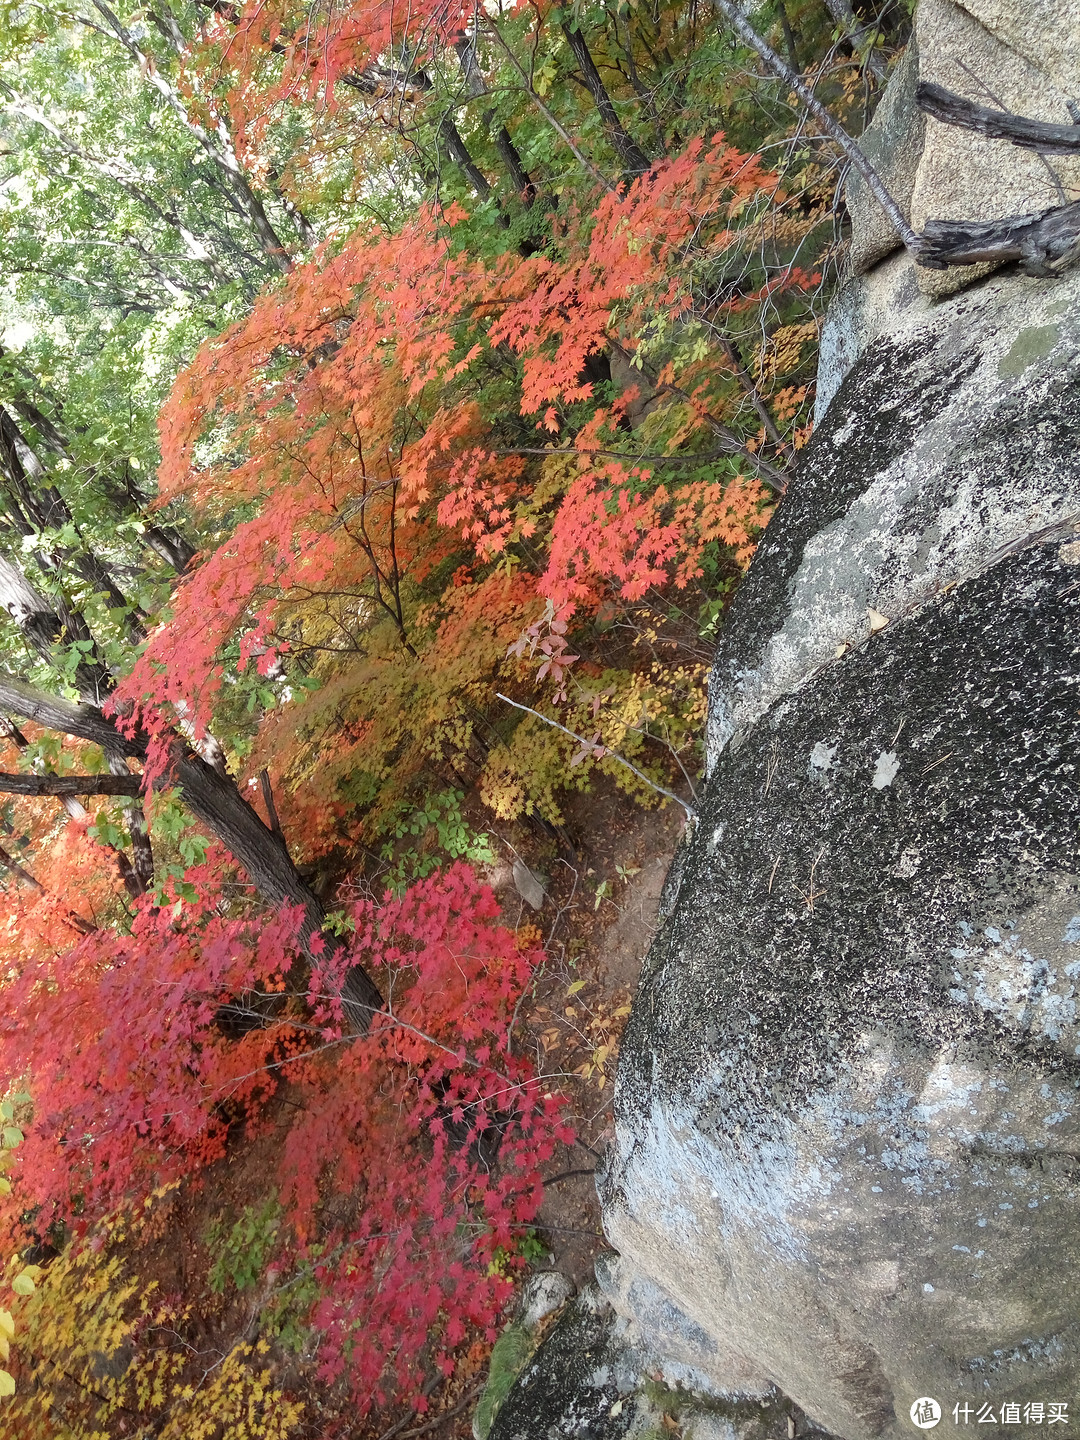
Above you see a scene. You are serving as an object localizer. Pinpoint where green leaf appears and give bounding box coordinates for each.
[2,1129,22,1150]
[0,1368,14,1397]
[12,1272,35,1296]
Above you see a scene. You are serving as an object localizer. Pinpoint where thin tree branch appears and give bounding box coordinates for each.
[0,842,96,934]
[392,1385,486,1440]
[496,693,698,821]
[258,768,285,841]
[492,440,779,473]
[606,337,788,492]
[719,335,785,447]
[483,19,618,194]
[714,0,924,255]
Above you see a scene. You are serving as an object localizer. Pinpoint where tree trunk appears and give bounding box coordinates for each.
[560,24,651,175]
[0,675,383,1028]
[438,115,494,199]
[454,36,537,204]
[0,405,146,641]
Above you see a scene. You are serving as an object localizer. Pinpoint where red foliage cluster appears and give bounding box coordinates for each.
[123,141,794,740]
[0,861,568,1412]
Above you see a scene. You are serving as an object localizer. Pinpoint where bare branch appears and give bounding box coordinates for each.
[713,0,925,256]
[0,842,96,934]
[0,772,143,797]
[917,82,1080,156]
[918,198,1080,276]
[496,692,698,821]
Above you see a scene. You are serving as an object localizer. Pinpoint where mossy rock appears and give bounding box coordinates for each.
[473,1323,538,1440]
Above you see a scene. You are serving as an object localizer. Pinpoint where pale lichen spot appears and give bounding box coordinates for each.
[872,750,900,789]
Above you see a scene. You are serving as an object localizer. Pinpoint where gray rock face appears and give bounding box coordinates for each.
[841,0,1080,300]
[813,252,927,423]
[598,260,1080,1438]
[845,44,924,278]
[709,263,1080,764]
[487,1286,646,1440]
[959,0,1080,97]
[910,0,1080,297]
[519,1271,576,1331]
[489,1285,826,1440]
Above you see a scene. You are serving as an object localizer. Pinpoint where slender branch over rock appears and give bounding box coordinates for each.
[716,8,1080,279]
[714,0,926,256]
[496,692,698,822]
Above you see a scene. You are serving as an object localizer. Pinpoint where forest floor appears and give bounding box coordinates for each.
[110,788,685,1440]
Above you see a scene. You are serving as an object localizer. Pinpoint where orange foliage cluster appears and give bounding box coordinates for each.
[121,140,796,838]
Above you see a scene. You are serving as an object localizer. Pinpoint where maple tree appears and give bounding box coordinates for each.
[0,858,567,1419]
[0,0,914,1427]
[128,130,807,851]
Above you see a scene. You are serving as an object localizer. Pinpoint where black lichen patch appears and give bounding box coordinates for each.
[616,537,1080,1132]
[711,287,1080,719]
[712,326,976,689]
[487,1292,636,1440]
[487,1289,832,1440]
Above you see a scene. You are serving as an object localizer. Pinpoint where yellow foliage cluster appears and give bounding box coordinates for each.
[247,571,545,855]
[2,1200,303,1440]
[754,321,820,386]
[481,660,707,824]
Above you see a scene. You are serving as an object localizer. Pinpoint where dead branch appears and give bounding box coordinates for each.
[916,82,1080,156]
[917,198,1080,276]
[716,10,1080,279]
[714,0,926,256]
[0,771,144,797]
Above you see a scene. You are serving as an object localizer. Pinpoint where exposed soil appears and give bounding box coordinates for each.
[509,793,683,1291]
